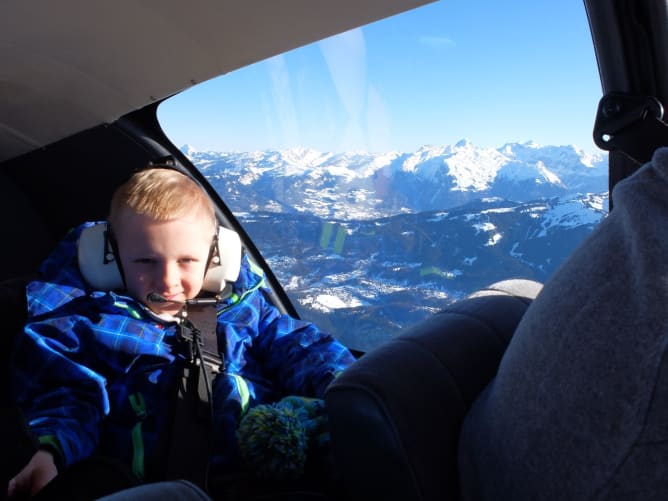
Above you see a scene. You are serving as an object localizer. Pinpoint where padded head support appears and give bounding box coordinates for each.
[77,223,242,293]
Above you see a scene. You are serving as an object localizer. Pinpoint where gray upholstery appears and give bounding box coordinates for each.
[458,147,668,501]
[325,279,542,501]
[97,480,213,501]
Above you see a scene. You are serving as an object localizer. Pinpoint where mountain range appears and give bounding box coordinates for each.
[184,141,609,350]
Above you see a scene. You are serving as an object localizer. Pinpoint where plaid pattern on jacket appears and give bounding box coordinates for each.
[11,222,355,477]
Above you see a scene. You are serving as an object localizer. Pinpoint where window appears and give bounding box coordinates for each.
[158,0,606,352]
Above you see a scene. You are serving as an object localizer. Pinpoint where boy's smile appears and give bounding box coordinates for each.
[113,207,215,317]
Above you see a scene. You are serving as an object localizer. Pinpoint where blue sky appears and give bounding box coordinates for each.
[158,0,601,155]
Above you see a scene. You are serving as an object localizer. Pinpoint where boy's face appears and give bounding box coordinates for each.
[114,207,215,317]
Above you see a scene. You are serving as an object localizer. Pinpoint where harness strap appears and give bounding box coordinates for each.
[165,303,221,488]
[182,303,222,417]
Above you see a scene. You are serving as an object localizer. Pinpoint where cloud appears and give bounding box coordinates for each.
[419,35,456,48]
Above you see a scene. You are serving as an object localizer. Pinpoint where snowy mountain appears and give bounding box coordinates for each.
[187,140,607,220]
[183,142,608,350]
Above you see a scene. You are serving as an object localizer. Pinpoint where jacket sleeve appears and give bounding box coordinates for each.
[248,288,355,398]
[11,316,109,467]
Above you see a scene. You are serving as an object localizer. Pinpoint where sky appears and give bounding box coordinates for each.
[158,0,602,155]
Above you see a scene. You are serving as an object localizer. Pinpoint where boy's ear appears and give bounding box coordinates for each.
[77,223,125,291]
[203,226,242,293]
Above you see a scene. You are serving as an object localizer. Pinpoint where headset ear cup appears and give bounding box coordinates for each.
[77,223,125,291]
[202,226,242,293]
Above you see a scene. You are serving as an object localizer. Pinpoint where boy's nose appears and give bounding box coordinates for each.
[157,261,180,289]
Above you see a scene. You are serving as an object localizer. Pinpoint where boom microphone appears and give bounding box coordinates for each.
[146,292,219,306]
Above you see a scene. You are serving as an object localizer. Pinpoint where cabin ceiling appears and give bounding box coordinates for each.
[0,0,433,164]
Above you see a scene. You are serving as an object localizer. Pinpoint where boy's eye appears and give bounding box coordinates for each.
[180,258,199,264]
[181,254,203,262]
[130,257,200,266]
[134,258,155,265]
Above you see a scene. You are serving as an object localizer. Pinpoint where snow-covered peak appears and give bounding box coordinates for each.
[501,141,606,176]
[455,138,473,149]
[443,143,509,191]
[187,141,608,219]
[180,144,199,157]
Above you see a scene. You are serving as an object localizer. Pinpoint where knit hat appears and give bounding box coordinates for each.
[236,396,328,479]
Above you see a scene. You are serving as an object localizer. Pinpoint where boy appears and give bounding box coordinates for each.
[8,167,355,498]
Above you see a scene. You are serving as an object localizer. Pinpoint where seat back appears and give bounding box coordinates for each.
[0,276,31,403]
[0,275,37,492]
[325,279,542,501]
[0,172,55,281]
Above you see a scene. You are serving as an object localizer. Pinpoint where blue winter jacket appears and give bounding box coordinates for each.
[10,222,355,478]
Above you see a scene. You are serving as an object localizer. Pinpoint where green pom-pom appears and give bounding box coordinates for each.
[236,402,308,479]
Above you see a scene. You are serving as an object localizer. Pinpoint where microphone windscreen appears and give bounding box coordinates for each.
[146,292,169,303]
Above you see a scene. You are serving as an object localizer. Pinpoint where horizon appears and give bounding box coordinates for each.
[159,0,603,156]
[180,138,608,158]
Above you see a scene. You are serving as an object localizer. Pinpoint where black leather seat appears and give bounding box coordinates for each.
[1,275,37,494]
[1,275,30,402]
[325,279,542,501]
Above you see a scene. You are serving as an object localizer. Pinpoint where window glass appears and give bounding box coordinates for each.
[158,0,606,352]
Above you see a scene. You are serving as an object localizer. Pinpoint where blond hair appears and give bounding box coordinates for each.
[109,168,216,230]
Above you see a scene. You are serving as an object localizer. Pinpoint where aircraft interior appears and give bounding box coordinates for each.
[2,0,668,499]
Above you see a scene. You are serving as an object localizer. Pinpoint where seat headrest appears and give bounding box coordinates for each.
[77,223,242,294]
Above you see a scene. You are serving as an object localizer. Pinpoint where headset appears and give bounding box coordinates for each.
[77,222,242,295]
